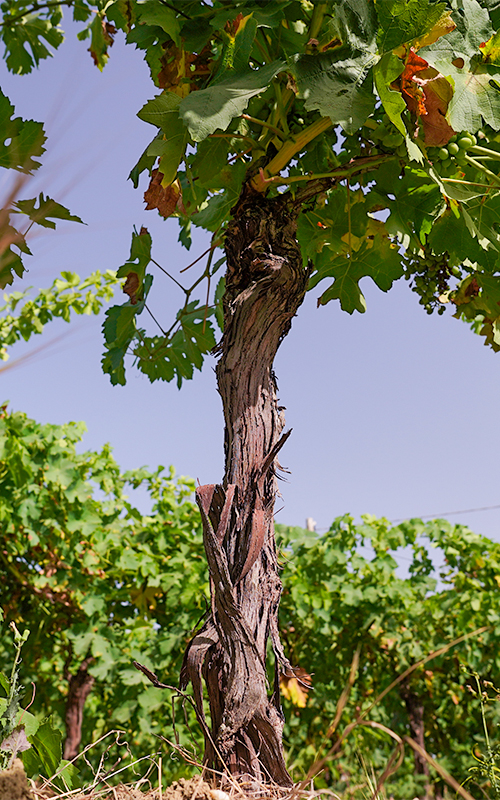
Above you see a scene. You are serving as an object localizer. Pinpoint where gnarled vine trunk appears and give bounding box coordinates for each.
[63,656,95,761]
[181,188,308,786]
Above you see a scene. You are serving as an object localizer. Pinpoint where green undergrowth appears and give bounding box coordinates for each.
[0,408,499,797]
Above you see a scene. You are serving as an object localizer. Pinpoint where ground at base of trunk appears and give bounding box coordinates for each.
[10,771,310,800]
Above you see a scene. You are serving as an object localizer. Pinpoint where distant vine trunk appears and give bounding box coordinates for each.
[400,681,430,797]
[181,187,308,786]
[63,656,94,761]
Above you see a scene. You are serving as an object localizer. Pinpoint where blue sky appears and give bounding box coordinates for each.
[2,18,500,544]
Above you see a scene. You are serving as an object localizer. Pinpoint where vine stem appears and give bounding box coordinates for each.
[470,144,500,160]
[464,154,500,186]
[240,114,285,139]
[251,116,333,191]
[261,154,397,188]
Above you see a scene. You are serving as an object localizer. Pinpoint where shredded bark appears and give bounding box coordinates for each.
[181,188,310,786]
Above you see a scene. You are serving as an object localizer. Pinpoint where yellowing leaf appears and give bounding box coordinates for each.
[480,31,500,66]
[412,12,456,52]
[280,677,307,707]
[280,668,312,708]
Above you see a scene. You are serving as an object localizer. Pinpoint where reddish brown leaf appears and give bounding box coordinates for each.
[415,70,455,145]
[123,272,139,305]
[144,170,183,219]
[104,23,117,45]
[400,48,429,117]
[465,277,480,297]
[400,49,455,145]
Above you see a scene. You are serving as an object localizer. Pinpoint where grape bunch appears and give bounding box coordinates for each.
[427,133,478,176]
[402,249,461,314]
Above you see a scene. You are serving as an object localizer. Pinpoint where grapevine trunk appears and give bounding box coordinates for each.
[181,188,308,786]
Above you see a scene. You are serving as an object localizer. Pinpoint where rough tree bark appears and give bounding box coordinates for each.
[63,657,95,761]
[400,681,430,796]
[181,186,309,786]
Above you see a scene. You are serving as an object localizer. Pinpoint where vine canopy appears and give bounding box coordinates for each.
[3,0,500,383]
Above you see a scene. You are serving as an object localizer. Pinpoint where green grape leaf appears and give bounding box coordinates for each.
[0,89,46,173]
[147,130,188,187]
[373,52,406,135]
[179,60,285,142]
[0,247,27,290]
[313,234,404,313]
[88,12,116,70]
[375,0,447,53]
[442,59,500,132]
[189,137,230,186]
[423,0,492,63]
[464,190,500,250]
[136,1,181,46]
[0,10,64,74]
[22,718,62,779]
[192,187,240,232]
[328,0,378,52]
[452,272,500,352]
[101,272,153,386]
[137,91,182,132]
[428,208,491,264]
[115,229,152,303]
[385,170,444,246]
[13,194,84,230]
[178,301,217,368]
[212,13,257,81]
[137,93,188,184]
[292,51,377,135]
[105,0,136,32]
[135,302,216,387]
[128,134,161,187]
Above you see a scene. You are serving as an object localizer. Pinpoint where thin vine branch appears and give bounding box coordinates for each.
[157,0,191,20]
[241,114,286,139]
[151,258,187,294]
[145,304,167,336]
[0,0,74,26]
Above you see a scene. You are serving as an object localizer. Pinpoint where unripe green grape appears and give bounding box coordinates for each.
[449,134,458,143]
[469,134,477,146]
[438,148,450,160]
[447,142,459,155]
[458,136,473,149]
[396,143,406,157]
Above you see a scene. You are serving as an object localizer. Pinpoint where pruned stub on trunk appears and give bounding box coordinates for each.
[181,189,309,787]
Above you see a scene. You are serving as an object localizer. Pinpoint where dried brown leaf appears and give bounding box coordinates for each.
[144,171,183,219]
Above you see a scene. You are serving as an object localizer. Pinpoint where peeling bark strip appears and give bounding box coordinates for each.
[182,191,309,786]
[63,657,95,761]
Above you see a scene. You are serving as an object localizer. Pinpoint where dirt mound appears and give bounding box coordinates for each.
[30,776,230,800]
[0,759,34,800]
[99,777,217,800]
